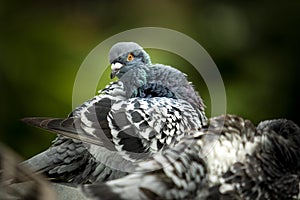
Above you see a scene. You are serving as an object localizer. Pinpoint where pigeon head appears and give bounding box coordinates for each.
[258,118,300,169]
[109,42,151,79]
[258,119,300,140]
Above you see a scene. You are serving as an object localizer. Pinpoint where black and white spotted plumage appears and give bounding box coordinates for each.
[213,118,300,200]
[108,97,204,160]
[22,42,207,184]
[82,115,300,200]
[82,133,209,200]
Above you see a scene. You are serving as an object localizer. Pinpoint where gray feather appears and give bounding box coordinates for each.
[109,42,144,64]
[22,42,207,184]
[82,115,300,200]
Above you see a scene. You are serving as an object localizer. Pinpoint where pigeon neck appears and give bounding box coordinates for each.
[119,64,150,98]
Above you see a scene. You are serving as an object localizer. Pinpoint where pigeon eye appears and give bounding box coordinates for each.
[127,54,134,61]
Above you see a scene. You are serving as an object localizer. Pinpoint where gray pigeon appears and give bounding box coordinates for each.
[82,115,300,200]
[22,42,207,184]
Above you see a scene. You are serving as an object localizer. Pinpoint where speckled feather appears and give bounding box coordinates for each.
[22,42,207,184]
[82,115,300,200]
[108,97,204,161]
[212,118,300,199]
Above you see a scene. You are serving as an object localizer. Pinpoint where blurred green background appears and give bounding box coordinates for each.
[0,0,299,158]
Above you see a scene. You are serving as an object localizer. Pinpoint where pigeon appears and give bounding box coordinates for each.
[212,118,300,199]
[22,42,207,184]
[81,115,300,200]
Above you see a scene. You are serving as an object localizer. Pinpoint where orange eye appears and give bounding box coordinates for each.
[127,53,134,61]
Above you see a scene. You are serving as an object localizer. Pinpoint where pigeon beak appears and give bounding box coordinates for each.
[110,62,123,79]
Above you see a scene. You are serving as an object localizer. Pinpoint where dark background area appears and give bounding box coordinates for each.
[0,0,299,158]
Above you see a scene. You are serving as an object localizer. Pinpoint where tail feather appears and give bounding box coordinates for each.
[21,117,106,147]
[21,117,82,134]
[21,117,49,127]
[21,149,56,174]
[21,137,96,184]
